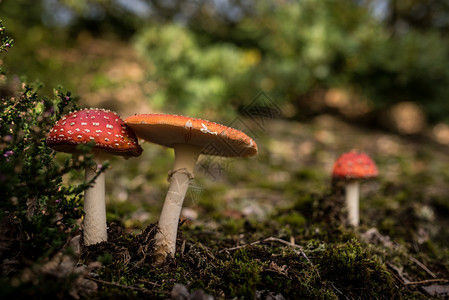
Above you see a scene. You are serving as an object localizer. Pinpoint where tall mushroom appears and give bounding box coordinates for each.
[125,114,258,264]
[332,150,378,227]
[47,108,142,245]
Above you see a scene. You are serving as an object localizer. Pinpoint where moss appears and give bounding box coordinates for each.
[216,249,265,299]
[274,212,306,236]
[315,239,399,299]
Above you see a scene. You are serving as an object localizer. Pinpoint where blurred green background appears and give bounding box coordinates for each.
[2,0,449,125]
[2,0,449,229]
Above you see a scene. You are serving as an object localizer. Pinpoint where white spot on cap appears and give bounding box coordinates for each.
[77,135,83,139]
[84,129,90,133]
[106,124,113,129]
[200,123,217,135]
[70,122,75,126]
[185,120,193,129]
[81,122,87,126]
[200,123,208,133]
[105,138,110,142]
[93,122,100,126]
[96,130,102,133]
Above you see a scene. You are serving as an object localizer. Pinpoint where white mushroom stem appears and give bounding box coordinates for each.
[345,181,360,227]
[83,159,108,245]
[154,144,201,265]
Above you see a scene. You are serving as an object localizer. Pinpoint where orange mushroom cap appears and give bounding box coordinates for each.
[332,150,378,180]
[124,114,257,157]
[47,108,142,158]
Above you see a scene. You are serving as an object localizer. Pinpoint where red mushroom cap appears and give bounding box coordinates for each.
[46,108,142,158]
[332,150,378,180]
[124,114,257,157]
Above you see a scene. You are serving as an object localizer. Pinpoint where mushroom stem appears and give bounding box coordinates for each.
[154,144,201,265]
[345,181,360,227]
[173,143,201,174]
[83,160,107,245]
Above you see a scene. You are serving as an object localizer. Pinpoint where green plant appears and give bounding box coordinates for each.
[0,80,95,258]
[0,78,110,298]
[0,19,14,75]
[0,19,13,53]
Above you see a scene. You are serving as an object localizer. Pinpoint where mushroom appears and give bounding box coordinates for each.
[125,113,257,263]
[331,150,378,227]
[47,108,142,245]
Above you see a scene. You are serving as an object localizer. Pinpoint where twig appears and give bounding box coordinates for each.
[405,279,449,285]
[220,240,262,252]
[138,279,162,288]
[409,256,436,278]
[198,242,218,268]
[264,237,312,264]
[386,263,411,284]
[330,283,350,300]
[387,263,448,287]
[220,236,312,264]
[87,276,169,295]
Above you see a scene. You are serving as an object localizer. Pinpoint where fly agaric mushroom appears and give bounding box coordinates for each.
[332,150,378,227]
[125,113,257,264]
[47,108,142,245]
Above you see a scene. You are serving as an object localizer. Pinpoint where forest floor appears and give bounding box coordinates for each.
[18,112,449,299]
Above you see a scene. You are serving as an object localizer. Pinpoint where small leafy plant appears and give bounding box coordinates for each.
[0,21,100,296]
[0,19,14,75]
[0,83,87,258]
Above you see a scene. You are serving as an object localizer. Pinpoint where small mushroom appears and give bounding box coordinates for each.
[125,113,257,264]
[332,150,378,227]
[47,108,142,245]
